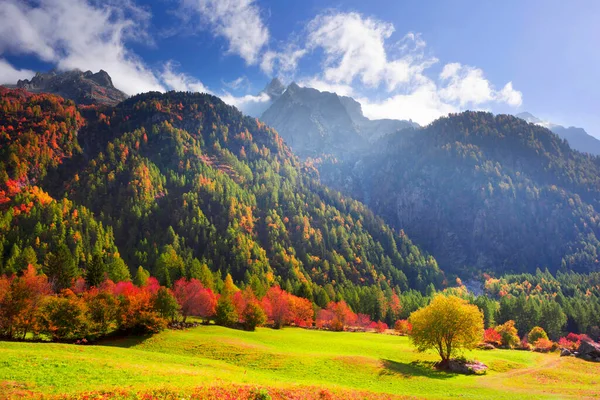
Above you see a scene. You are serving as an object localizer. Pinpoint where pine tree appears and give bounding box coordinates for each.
[86,252,105,288]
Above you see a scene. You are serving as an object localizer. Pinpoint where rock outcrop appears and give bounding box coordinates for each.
[577,340,600,362]
[14,69,127,106]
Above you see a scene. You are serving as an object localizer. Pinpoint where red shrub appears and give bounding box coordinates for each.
[374,321,388,333]
[483,327,502,346]
[533,338,554,353]
[394,319,413,336]
[316,301,356,331]
[355,313,372,329]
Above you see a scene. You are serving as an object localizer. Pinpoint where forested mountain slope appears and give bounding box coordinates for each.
[318,111,600,276]
[0,88,442,311]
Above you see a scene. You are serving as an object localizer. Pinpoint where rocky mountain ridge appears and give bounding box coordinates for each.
[6,69,128,106]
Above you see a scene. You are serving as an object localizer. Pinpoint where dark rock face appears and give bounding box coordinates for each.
[15,69,127,106]
[260,83,417,159]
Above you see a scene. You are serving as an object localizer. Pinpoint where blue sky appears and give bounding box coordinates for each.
[1,0,598,136]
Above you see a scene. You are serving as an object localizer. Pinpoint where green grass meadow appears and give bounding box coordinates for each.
[1,326,598,399]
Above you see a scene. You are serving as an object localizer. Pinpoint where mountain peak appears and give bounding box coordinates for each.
[12,69,127,106]
[262,77,286,99]
[260,82,416,159]
[516,112,540,123]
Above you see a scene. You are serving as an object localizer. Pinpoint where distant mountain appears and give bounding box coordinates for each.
[8,69,128,106]
[516,112,600,156]
[260,82,417,159]
[318,111,600,276]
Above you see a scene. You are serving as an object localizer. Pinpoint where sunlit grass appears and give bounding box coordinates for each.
[0,326,596,399]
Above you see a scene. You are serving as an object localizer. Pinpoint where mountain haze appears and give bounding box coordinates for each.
[317,111,600,276]
[516,112,600,156]
[261,82,417,159]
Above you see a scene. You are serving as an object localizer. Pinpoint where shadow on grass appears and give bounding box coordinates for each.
[379,359,456,380]
[95,332,154,348]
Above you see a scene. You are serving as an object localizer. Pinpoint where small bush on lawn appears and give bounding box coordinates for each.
[394,319,412,335]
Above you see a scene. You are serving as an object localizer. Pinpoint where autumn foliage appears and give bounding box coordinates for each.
[394,319,412,336]
[483,327,502,346]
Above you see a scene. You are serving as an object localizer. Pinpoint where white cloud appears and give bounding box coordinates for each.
[261,46,306,76]
[439,63,494,106]
[302,11,523,124]
[223,76,250,90]
[0,0,164,95]
[306,12,435,92]
[498,81,523,107]
[162,61,210,93]
[360,81,457,125]
[0,59,35,84]
[297,78,355,97]
[180,0,269,65]
[439,63,522,108]
[220,91,271,116]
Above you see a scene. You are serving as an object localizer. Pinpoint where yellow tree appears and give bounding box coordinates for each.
[409,295,483,367]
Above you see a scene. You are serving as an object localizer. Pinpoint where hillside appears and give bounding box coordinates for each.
[1,325,598,399]
[0,88,442,317]
[318,111,600,276]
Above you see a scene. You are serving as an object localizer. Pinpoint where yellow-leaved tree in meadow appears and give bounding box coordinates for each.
[409,295,483,368]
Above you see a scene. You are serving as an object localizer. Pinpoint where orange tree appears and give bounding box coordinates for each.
[409,295,483,367]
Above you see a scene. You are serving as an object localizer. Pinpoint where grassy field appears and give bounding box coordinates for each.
[1,326,598,399]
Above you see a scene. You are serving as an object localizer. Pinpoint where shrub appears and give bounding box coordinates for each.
[356,314,372,329]
[37,290,90,341]
[558,332,591,351]
[0,265,51,339]
[84,288,119,338]
[518,337,531,351]
[153,287,180,323]
[533,338,554,353]
[528,326,548,344]
[117,289,166,333]
[316,301,357,331]
[242,301,266,331]
[215,295,238,327]
[374,321,388,333]
[495,320,520,348]
[567,332,591,343]
[394,319,412,335]
[483,327,502,346]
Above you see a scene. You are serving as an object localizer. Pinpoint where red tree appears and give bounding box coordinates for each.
[261,286,291,328]
[173,278,217,322]
[289,295,314,327]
